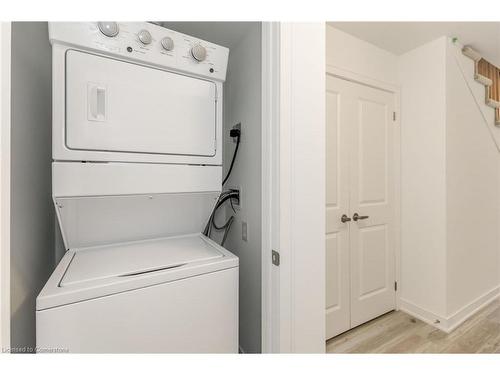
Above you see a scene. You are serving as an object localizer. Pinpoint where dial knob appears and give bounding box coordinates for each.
[161,36,174,51]
[191,44,207,62]
[98,22,119,37]
[138,29,152,45]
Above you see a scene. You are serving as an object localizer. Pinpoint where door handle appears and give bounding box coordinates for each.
[353,213,369,221]
[341,214,351,223]
[88,83,106,122]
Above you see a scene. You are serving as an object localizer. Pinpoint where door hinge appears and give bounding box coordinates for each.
[272,250,280,266]
[394,281,398,291]
[393,112,397,121]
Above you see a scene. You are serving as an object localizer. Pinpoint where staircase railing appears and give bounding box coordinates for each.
[463,45,500,125]
[453,43,500,152]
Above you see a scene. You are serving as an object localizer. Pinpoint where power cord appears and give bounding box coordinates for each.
[203,190,239,245]
[222,125,241,186]
[204,124,242,246]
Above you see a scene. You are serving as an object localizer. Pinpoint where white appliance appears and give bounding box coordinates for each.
[36,22,238,353]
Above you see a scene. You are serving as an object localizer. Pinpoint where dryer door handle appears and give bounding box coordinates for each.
[88,83,106,122]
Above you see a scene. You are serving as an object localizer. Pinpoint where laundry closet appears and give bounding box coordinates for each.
[6,22,263,353]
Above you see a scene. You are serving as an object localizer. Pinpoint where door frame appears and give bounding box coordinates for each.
[325,63,402,311]
[261,21,280,353]
[262,22,326,353]
[0,21,12,350]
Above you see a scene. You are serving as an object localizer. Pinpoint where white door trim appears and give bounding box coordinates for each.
[326,64,400,94]
[0,21,12,350]
[262,22,326,353]
[265,22,326,353]
[261,21,281,354]
[325,63,402,310]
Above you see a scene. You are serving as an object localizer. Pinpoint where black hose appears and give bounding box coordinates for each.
[220,216,234,246]
[203,191,239,236]
[204,126,241,243]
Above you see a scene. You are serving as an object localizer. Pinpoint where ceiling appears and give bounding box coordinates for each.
[157,22,257,49]
[329,22,500,66]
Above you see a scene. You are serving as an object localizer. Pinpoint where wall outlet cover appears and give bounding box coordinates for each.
[227,185,242,210]
[242,221,248,242]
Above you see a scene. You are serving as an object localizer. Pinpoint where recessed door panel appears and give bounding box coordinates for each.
[358,225,388,298]
[358,99,388,205]
[65,50,217,157]
[326,234,340,309]
[325,232,350,339]
[326,91,340,208]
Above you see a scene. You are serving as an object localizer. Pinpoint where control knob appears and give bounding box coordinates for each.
[98,22,119,37]
[161,36,174,51]
[138,29,152,45]
[191,44,207,62]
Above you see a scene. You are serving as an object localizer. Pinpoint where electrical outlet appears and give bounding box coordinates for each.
[228,185,241,210]
[232,123,241,143]
[242,221,248,242]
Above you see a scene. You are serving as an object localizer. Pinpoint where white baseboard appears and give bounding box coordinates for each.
[399,285,500,333]
[399,299,446,331]
[446,285,500,332]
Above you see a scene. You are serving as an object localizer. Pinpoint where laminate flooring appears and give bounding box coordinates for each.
[326,298,500,353]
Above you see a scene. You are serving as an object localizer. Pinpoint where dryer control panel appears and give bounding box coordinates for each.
[49,22,229,82]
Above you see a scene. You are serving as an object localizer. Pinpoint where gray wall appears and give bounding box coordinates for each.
[10,22,53,352]
[223,24,262,353]
[162,22,263,353]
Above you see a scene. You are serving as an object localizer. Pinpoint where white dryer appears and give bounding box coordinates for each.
[36,22,238,353]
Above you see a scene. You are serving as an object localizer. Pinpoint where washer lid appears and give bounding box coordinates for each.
[36,233,238,311]
[55,191,219,251]
[60,234,223,287]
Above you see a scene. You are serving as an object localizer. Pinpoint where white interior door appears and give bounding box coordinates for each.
[325,75,350,338]
[348,80,396,328]
[326,75,396,339]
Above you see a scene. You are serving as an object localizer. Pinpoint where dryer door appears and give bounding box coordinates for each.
[65,50,217,157]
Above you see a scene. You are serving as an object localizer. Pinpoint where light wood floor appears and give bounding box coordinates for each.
[326,298,500,353]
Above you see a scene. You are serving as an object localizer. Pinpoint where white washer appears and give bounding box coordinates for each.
[37,232,238,353]
[36,22,237,353]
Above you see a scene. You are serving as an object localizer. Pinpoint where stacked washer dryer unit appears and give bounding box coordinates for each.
[36,22,238,353]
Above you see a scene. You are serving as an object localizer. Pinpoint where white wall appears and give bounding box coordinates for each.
[398,37,448,318]
[445,40,499,317]
[163,22,264,353]
[223,23,262,354]
[326,25,398,85]
[398,36,500,329]
[0,22,12,351]
[9,22,54,352]
[278,22,325,353]
[327,24,500,334]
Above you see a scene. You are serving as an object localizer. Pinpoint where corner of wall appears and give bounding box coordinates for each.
[9,22,54,352]
[0,21,12,350]
[222,23,263,354]
[399,35,448,319]
[444,36,500,319]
